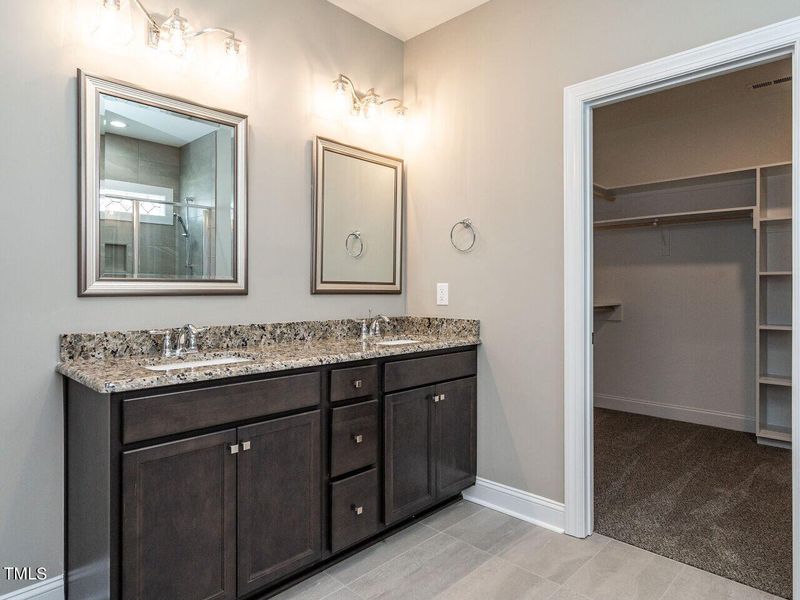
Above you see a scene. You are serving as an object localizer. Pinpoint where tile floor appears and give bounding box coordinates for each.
[274,501,785,600]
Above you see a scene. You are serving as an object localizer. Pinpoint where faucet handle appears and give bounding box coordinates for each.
[184,324,207,352]
[149,330,174,357]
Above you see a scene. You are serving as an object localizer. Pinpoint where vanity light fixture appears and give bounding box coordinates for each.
[96,0,245,65]
[332,74,408,120]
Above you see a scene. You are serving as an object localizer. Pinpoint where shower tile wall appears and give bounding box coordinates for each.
[180,132,217,279]
[99,134,181,277]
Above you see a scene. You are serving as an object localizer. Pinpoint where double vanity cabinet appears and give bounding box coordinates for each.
[64,345,477,600]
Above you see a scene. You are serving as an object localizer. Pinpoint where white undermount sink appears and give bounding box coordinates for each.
[375,339,420,346]
[144,356,252,371]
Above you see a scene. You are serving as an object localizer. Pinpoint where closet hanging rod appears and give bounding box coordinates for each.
[594,206,755,231]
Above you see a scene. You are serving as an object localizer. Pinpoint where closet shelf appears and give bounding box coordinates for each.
[593,206,754,230]
[758,426,792,443]
[759,375,792,387]
[593,303,622,311]
[593,302,623,322]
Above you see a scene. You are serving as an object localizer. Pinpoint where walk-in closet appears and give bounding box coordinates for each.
[592,58,793,598]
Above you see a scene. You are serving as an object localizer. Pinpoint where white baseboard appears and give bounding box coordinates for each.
[462,477,565,533]
[594,393,755,433]
[0,576,63,600]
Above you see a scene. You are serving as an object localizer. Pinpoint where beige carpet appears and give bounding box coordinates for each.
[594,408,792,598]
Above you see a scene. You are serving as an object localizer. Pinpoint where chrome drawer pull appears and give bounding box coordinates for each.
[352,504,364,516]
[353,379,363,389]
[353,434,363,444]
[228,443,240,455]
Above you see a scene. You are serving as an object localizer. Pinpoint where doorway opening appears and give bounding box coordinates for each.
[564,18,800,600]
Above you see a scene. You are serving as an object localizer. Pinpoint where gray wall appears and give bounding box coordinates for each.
[594,222,756,426]
[403,0,800,503]
[0,0,403,593]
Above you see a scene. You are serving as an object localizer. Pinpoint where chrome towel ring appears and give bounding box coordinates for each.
[450,218,476,252]
[346,231,364,258]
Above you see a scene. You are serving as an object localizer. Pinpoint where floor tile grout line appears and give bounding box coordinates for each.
[653,563,689,600]
[330,502,517,587]
[343,583,367,599]
[344,529,495,600]
[332,526,444,587]
[552,533,612,589]
[438,515,611,586]
[331,502,488,588]
[428,503,487,533]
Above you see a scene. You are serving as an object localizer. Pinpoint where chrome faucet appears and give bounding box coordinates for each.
[369,314,390,338]
[176,323,206,356]
[150,324,206,358]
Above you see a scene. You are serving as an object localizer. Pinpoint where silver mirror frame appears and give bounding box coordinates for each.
[312,136,404,294]
[78,70,248,296]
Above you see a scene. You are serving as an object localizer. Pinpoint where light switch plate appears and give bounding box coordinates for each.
[437,283,449,305]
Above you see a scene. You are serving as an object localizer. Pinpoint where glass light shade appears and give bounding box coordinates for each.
[363,99,379,120]
[92,0,134,46]
[168,23,187,56]
[217,39,247,81]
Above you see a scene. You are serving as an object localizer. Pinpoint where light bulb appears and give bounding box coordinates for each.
[333,78,347,96]
[217,38,247,81]
[92,0,134,46]
[363,99,379,120]
[168,23,186,57]
[157,9,190,57]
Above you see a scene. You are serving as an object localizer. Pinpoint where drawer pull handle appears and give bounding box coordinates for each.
[353,379,363,389]
[352,504,364,516]
[353,434,364,444]
[228,443,240,455]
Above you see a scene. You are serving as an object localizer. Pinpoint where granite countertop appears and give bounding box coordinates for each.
[57,317,480,394]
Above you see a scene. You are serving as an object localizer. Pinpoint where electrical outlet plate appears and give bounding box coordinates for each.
[437,282,449,305]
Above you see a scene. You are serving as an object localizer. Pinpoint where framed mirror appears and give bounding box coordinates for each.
[78,71,247,296]
[312,137,403,294]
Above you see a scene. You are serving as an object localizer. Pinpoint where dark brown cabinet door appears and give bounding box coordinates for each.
[122,430,237,600]
[435,377,477,498]
[236,411,321,595]
[384,386,436,524]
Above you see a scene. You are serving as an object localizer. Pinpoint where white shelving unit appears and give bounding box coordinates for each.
[756,163,793,446]
[594,162,793,447]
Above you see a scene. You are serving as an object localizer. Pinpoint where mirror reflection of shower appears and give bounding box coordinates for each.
[97,92,236,282]
[174,199,193,278]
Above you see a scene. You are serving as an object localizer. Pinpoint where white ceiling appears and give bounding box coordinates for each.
[327,0,491,41]
[100,96,220,147]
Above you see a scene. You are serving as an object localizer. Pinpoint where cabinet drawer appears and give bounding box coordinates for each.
[384,350,477,392]
[331,468,379,553]
[331,365,378,402]
[331,400,379,477]
[123,372,320,444]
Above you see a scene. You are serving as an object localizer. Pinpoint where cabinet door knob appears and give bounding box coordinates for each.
[353,379,363,389]
[433,395,440,403]
[353,434,363,444]
[440,394,446,401]
[228,443,240,455]
[352,504,364,516]
[241,440,251,451]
